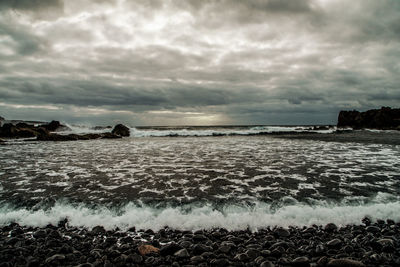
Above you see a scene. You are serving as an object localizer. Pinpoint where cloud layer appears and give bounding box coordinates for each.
[1,0,399,125]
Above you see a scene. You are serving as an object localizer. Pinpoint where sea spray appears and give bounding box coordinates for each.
[1,198,400,231]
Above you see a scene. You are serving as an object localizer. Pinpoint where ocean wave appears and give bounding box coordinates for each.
[129,126,336,137]
[46,124,337,137]
[1,196,398,231]
[57,124,111,135]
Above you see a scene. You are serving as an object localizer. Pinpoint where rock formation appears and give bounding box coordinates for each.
[111,124,130,137]
[40,120,70,132]
[337,107,400,130]
[36,132,122,141]
[0,120,130,141]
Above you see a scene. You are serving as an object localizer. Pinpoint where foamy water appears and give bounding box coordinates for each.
[1,195,399,231]
[0,131,399,230]
[52,124,337,137]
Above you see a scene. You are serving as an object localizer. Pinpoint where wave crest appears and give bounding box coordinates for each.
[1,199,399,231]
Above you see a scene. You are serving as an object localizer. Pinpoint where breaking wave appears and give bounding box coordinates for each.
[1,195,398,231]
[128,126,336,137]
[50,124,337,137]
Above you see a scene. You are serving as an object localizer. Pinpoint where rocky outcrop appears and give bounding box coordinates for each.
[0,120,127,141]
[337,107,400,130]
[37,132,122,141]
[41,120,70,132]
[111,124,130,137]
[0,123,39,138]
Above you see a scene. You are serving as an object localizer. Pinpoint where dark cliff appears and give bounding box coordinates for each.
[337,107,400,130]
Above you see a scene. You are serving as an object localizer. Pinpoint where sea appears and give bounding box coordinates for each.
[0,125,399,231]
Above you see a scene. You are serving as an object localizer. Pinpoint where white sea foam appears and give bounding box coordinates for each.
[57,124,111,135]
[128,126,336,137]
[1,198,399,231]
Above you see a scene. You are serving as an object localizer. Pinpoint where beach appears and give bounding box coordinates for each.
[1,127,399,266]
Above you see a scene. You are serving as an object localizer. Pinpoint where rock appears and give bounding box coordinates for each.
[15,122,33,128]
[138,244,160,256]
[0,123,15,137]
[33,229,47,239]
[325,223,338,232]
[192,244,213,255]
[361,216,371,226]
[37,133,74,141]
[128,254,143,263]
[386,219,395,225]
[101,132,122,139]
[91,226,106,235]
[0,123,37,138]
[292,256,310,267]
[326,238,342,248]
[160,243,182,256]
[174,248,190,258]
[327,258,366,267]
[26,257,40,267]
[42,120,62,131]
[365,226,380,233]
[270,241,289,250]
[193,234,208,242]
[210,258,230,266]
[219,245,231,253]
[45,254,65,264]
[179,240,192,248]
[274,227,290,237]
[260,260,275,267]
[190,256,204,264]
[48,229,61,239]
[234,253,249,261]
[337,107,400,130]
[245,248,259,259]
[377,238,394,247]
[36,132,121,141]
[111,124,130,137]
[10,227,24,237]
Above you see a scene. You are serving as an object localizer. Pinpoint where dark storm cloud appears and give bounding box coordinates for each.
[0,0,63,11]
[0,21,43,55]
[0,0,399,125]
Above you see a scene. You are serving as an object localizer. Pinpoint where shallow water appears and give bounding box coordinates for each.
[0,134,399,230]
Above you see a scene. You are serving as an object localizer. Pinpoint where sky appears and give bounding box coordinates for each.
[0,0,399,126]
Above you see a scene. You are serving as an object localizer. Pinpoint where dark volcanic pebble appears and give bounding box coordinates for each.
[0,219,399,266]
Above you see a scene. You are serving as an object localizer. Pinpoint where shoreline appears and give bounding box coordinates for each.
[270,130,400,145]
[1,219,399,266]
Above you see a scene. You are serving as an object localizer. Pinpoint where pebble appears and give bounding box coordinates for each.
[260,260,275,267]
[45,254,65,264]
[365,225,380,233]
[91,226,106,235]
[274,227,290,237]
[377,238,394,247]
[138,244,160,256]
[292,256,310,266]
[190,255,204,264]
[159,242,182,256]
[325,223,338,232]
[327,258,366,267]
[174,248,190,258]
[326,238,342,248]
[0,219,399,267]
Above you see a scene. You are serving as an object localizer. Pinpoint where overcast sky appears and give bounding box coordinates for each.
[0,0,399,126]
